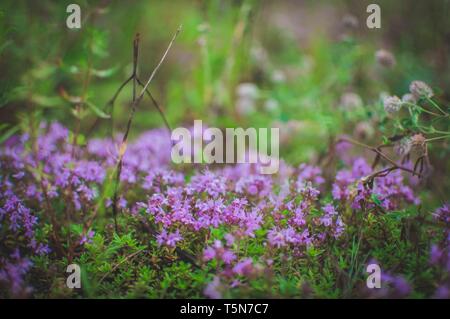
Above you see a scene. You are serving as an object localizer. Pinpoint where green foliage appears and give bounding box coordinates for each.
[1,0,448,299]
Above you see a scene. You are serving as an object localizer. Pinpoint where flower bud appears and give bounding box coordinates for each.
[375,49,396,68]
[394,137,412,156]
[383,95,402,114]
[409,81,433,99]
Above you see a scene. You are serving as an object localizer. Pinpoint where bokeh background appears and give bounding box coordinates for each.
[1,0,450,299]
[0,0,448,174]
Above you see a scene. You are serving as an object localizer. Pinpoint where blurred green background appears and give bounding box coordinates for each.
[0,0,448,164]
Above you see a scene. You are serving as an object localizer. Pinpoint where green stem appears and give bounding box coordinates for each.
[425,97,447,116]
[425,135,450,142]
[404,102,441,117]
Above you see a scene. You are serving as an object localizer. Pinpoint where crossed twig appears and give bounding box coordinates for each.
[337,136,424,189]
[87,33,173,138]
[86,27,182,232]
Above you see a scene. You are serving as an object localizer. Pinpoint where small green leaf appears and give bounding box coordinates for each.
[31,95,63,107]
[92,66,119,78]
[86,101,110,119]
[371,194,382,206]
[0,125,19,144]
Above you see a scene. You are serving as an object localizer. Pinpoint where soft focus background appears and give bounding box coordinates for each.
[1,0,450,299]
[1,0,448,196]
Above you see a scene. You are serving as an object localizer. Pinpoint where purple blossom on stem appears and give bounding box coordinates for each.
[156,229,183,248]
[204,276,222,299]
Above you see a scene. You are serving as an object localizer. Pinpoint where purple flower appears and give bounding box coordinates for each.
[156,230,183,248]
[297,164,325,187]
[142,168,184,192]
[233,258,254,276]
[0,250,33,297]
[430,245,443,264]
[434,203,450,224]
[224,233,235,246]
[380,273,411,298]
[298,182,320,200]
[434,285,450,299]
[203,246,216,261]
[204,276,222,299]
[221,250,237,264]
[320,204,338,227]
[268,228,286,248]
[0,190,47,255]
[235,175,272,198]
[335,137,353,163]
[188,171,227,198]
[80,230,95,245]
[203,240,236,264]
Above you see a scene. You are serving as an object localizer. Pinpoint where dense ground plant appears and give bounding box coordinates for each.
[1,0,449,300]
[0,79,448,297]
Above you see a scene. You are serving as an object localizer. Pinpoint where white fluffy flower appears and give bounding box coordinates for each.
[401,93,417,104]
[409,81,433,99]
[383,95,402,114]
[375,49,396,68]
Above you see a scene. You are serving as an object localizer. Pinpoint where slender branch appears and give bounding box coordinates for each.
[86,75,133,138]
[425,97,448,116]
[425,135,450,142]
[140,221,200,269]
[111,27,181,232]
[112,33,140,232]
[98,248,146,284]
[29,122,65,257]
[134,25,182,107]
[338,137,421,177]
[403,102,442,117]
[362,166,396,183]
[136,77,171,131]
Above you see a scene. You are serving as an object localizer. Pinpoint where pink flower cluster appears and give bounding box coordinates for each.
[0,122,429,298]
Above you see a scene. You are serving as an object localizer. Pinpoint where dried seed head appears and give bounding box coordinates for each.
[236,83,259,99]
[197,35,207,47]
[394,137,412,156]
[271,70,286,83]
[401,93,417,105]
[273,120,302,145]
[411,133,427,156]
[251,46,269,65]
[411,133,426,146]
[342,14,359,29]
[383,95,402,114]
[340,92,363,110]
[264,98,279,112]
[375,49,396,68]
[409,81,433,99]
[197,23,210,33]
[355,121,375,140]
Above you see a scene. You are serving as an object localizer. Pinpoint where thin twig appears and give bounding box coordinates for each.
[111,33,140,232]
[98,248,146,284]
[111,26,181,232]
[86,26,180,137]
[140,221,200,269]
[134,25,182,107]
[136,77,171,131]
[86,75,133,138]
[338,136,421,177]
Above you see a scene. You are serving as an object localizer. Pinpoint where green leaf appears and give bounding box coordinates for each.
[70,224,84,235]
[86,101,110,119]
[92,66,119,78]
[31,95,63,107]
[306,245,323,257]
[0,125,19,145]
[386,209,417,220]
[0,40,12,55]
[371,194,382,206]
